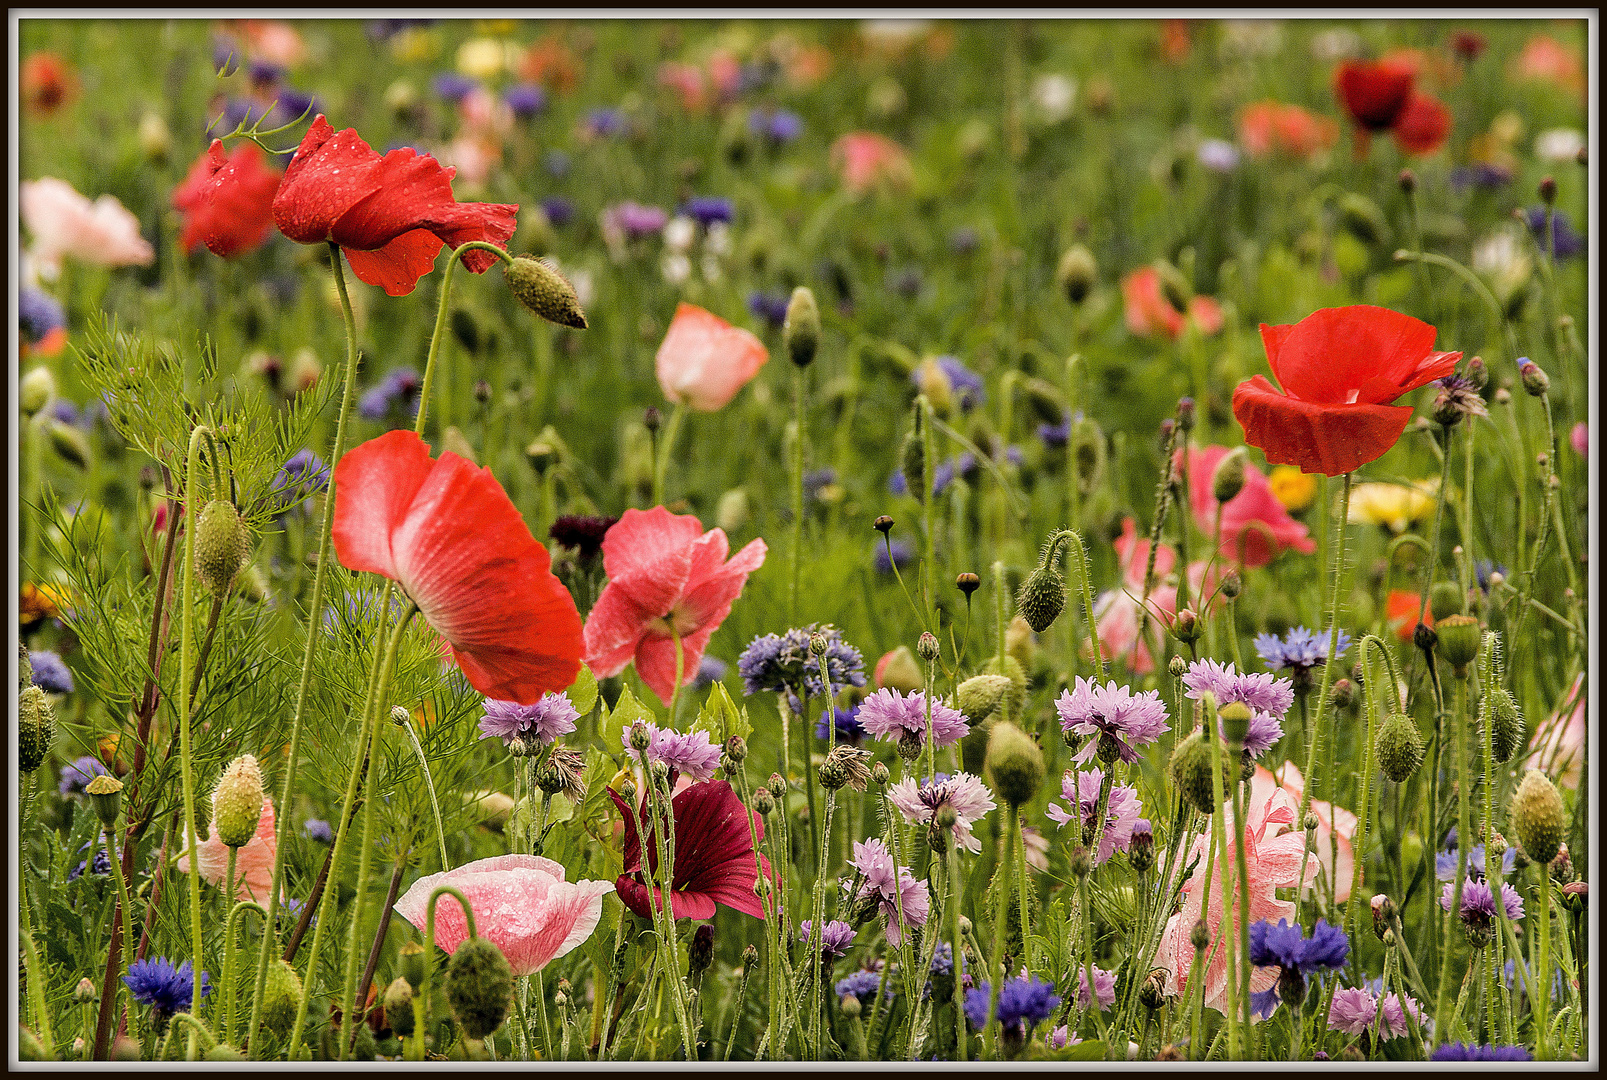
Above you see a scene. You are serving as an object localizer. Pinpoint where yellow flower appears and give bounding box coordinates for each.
[1348,480,1439,535]
[456,38,506,79]
[1267,466,1317,513]
[20,582,70,627]
[390,28,440,65]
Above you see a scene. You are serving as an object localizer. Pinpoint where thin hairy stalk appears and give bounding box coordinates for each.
[1204,711,1239,1059]
[417,240,516,437]
[219,900,267,1047]
[789,364,807,622]
[1434,677,1473,1044]
[399,717,450,870]
[177,424,211,1059]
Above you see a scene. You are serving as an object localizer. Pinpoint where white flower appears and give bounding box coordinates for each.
[1030,74,1077,124]
[663,216,697,254]
[1310,28,1362,62]
[661,252,692,285]
[704,221,732,257]
[700,253,723,284]
[1534,128,1584,163]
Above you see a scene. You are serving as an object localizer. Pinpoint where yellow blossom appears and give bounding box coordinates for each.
[1347,480,1439,534]
[1267,466,1317,513]
[20,582,70,626]
[457,38,506,79]
[390,28,440,65]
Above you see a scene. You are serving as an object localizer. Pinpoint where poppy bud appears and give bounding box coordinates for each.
[1210,447,1248,503]
[195,500,252,595]
[714,487,750,534]
[1168,655,1188,678]
[783,286,820,368]
[1426,580,1461,621]
[1172,608,1201,645]
[261,959,303,1037]
[1016,562,1066,634]
[874,514,895,535]
[1376,713,1425,783]
[139,110,172,162]
[1338,192,1390,245]
[524,438,558,476]
[916,631,940,662]
[956,674,1012,724]
[85,774,123,828]
[1218,702,1252,748]
[983,653,1029,717]
[871,762,890,786]
[1056,244,1097,305]
[752,788,775,816]
[446,936,513,1040]
[984,722,1044,808]
[1330,678,1355,711]
[1539,176,1557,205]
[47,420,92,470]
[687,924,715,980]
[839,993,862,1019]
[1412,622,1437,655]
[1006,616,1037,672]
[398,941,426,990]
[1435,614,1481,677]
[19,685,56,773]
[900,429,926,496]
[1398,168,1417,194]
[211,754,266,848]
[1169,731,1224,815]
[19,643,33,689]
[643,406,662,434]
[504,256,588,329]
[956,572,981,597]
[875,646,923,693]
[206,1045,245,1061]
[1518,359,1549,397]
[15,1027,46,1061]
[1485,687,1525,763]
[1509,769,1566,864]
[1153,260,1191,314]
[1190,918,1210,952]
[1069,845,1091,879]
[20,367,56,419]
[1220,571,1242,600]
[1176,397,1196,432]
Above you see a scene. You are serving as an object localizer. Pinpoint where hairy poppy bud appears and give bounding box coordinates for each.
[900,429,926,496]
[1056,244,1097,305]
[1017,559,1067,633]
[783,286,820,367]
[398,941,426,990]
[983,653,1029,718]
[1168,655,1188,678]
[20,367,56,419]
[194,500,251,595]
[19,643,33,690]
[1218,702,1252,748]
[1190,919,1211,952]
[1169,731,1225,815]
[1427,581,1463,622]
[212,754,266,848]
[956,572,981,598]
[261,959,303,1037]
[1435,614,1481,677]
[1509,769,1566,864]
[1485,687,1525,763]
[1172,608,1201,645]
[1518,358,1550,397]
[85,774,124,828]
[446,936,513,1040]
[206,1045,245,1061]
[1211,447,1248,503]
[916,631,941,662]
[504,256,588,329]
[956,674,1012,725]
[383,976,415,1038]
[19,685,56,773]
[984,722,1044,808]
[1220,571,1241,600]
[1376,713,1424,783]
[840,993,862,1018]
[874,514,895,535]
[687,923,715,980]
[47,420,92,469]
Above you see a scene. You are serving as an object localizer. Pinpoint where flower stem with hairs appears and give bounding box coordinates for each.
[219,900,266,1046]
[418,240,516,437]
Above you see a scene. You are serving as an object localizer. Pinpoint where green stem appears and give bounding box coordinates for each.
[919,397,937,629]
[178,425,210,1060]
[1229,763,1254,1059]
[18,856,56,1055]
[947,840,968,1062]
[1537,869,1553,1060]
[1434,678,1473,1043]
[169,1013,217,1054]
[418,884,480,1053]
[220,900,267,1048]
[651,402,687,509]
[418,240,516,437]
[789,364,807,623]
[1063,532,1103,674]
[103,824,136,1033]
[400,717,450,870]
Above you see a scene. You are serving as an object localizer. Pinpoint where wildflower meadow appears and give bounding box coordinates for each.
[13,16,1595,1065]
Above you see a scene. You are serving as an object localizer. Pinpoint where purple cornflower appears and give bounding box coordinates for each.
[816,704,865,744]
[1473,560,1507,593]
[58,756,107,796]
[479,693,580,749]
[1251,918,1349,1007]
[693,655,728,689]
[68,842,111,881]
[888,452,976,497]
[124,958,211,1031]
[746,290,790,330]
[682,196,734,227]
[357,367,423,423]
[621,722,723,783]
[964,975,1060,1035]
[249,59,286,87]
[1046,1024,1083,1050]
[503,82,548,119]
[540,196,574,228]
[799,919,856,960]
[1442,876,1525,923]
[855,688,969,753]
[737,625,865,701]
[27,651,73,695]
[886,772,996,853]
[302,818,333,843]
[1433,374,1490,423]
[1524,208,1584,259]
[873,537,916,574]
[1075,964,1117,1010]
[269,449,329,514]
[1429,1043,1533,1062]
[1037,410,1075,449]
[1183,658,1291,755]
[948,226,981,255]
[1326,986,1376,1035]
[748,107,803,144]
[50,399,82,426]
[1055,677,1170,765]
[544,149,571,178]
[1252,626,1352,676]
[1435,844,1517,882]
[1251,986,1282,1020]
[836,966,890,1005]
[911,356,986,411]
[583,107,627,138]
[848,838,929,947]
[921,942,970,1000]
[212,37,239,75]
[1043,769,1144,866]
[1449,162,1513,192]
[432,71,478,103]
[19,287,65,347]
[605,201,669,238]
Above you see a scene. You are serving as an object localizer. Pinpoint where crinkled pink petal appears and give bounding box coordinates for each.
[655,303,769,411]
[599,506,703,618]
[178,799,278,903]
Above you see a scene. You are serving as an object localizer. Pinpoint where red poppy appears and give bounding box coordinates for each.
[272,115,517,296]
[1232,306,1461,477]
[1121,266,1224,341]
[21,53,77,116]
[1385,589,1433,641]
[173,140,282,258]
[1238,102,1338,160]
[1334,59,1415,132]
[331,430,583,703]
[1391,92,1451,156]
[608,780,772,921]
[1450,31,1487,63]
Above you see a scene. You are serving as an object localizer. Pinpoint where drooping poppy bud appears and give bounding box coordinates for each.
[1376,713,1425,783]
[446,936,513,1040]
[261,959,303,1038]
[1509,769,1566,864]
[503,256,588,329]
[984,721,1044,808]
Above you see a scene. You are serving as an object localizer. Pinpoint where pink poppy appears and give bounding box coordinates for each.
[1177,445,1316,569]
[582,506,766,705]
[1156,777,1315,1015]
[1121,266,1224,341]
[658,63,708,112]
[1529,675,1584,790]
[1254,760,1357,903]
[829,132,914,194]
[393,854,613,977]
[655,303,770,412]
[331,430,584,705]
[20,177,155,280]
[1510,35,1585,94]
[178,797,278,903]
[1237,101,1337,160]
[1093,518,1219,674]
[608,779,772,921]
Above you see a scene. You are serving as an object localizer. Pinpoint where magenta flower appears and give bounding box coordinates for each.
[848,838,930,947]
[1055,677,1170,765]
[1043,769,1143,866]
[609,780,772,921]
[855,687,969,751]
[621,721,723,782]
[885,772,996,853]
[1441,877,1525,922]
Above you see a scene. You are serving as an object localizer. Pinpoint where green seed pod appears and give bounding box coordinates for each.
[956,674,1012,725]
[1429,581,1464,623]
[211,754,266,848]
[446,936,513,1040]
[503,256,588,329]
[1211,447,1248,504]
[1434,614,1481,676]
[194,500,251,595]
[206,1043,245,1061]
[1218,702,1253,748]
[1056,244,1097,305]
[383,976,415,1038]
[981,653,1028,719]
[47,419,92,470]
[1485,687,1525,764]
[1509,769,1566,864]
[1016,564,1066,633]
[398,942,426,990]
[984,722,1045,808]
[85,774,124,828]
[20,367,57,419]
[900,428,926,497]
[783,286,820,368]
[1375,713,1425,783]
[260,959,303,1038]
[1169,730,1231,816]
[19,684,56,773]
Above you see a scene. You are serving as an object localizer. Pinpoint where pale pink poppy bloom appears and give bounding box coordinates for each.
[1121,266,1224,341]
[393,854,613,977]
[1254,760,1357,903]
[655,302,769,411]
[1178,444,1316,569]
[1092,517,1219,674]
[458,86,513,137]
[582,506,766,705]
[20,177,155,280]
[658,62,707,112]
[177,797,278,903]
[1528,674,1584,790]
[1570,422,1588,457]
[1155,778,1315,1015]
[829,132,913,194]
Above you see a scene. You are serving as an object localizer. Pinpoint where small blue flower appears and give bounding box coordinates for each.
[124,957,211,1017]
[27,650,73,694]
[1473,559,1507,593]
[835,967,891,1005]
[1525,208,1585,259]
[746,290,790,330]
[873,538,915,575]
[19,287,65,347]
[540,196,574,228]
[1429,1042,1532,1061]
[503,82,548,119]
[738,625,865,700]
[302,819,333,844]
[964,975,1059,1034]
[1250,987,1281,1019]
[1253,626,1352,673]
[583,108,626,138]
[803,468,837,501]
[357,367,423,424]
[749,108,803,144]
[816,704,865,744]
[911,357,986,411]
[1249,918,1349,974]
[49,399,82,426]
[948,227,980,255]
[1449,163,1513,193]
[432,72,477,104]
[68,843,111,882]
[1435,844,1517,882]
[683,196,733,227]
[248,59,286,86]
[693,655,728,689]
[59,756,108,797]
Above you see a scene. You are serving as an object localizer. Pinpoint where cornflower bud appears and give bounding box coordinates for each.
[870,762,890,786]
[74,977,99,1004]
[956,572,981,598]
[390,704,411,726]
[1168,655,1188,678]
[1519,358,1550,397]
[1467,357,1488,389]
[643,406,662,434]
[1330,678,1355,711]
[916,631,940,662]
[752,788,775,816]
[1219,571,1241,600]
[1069,845,1091,879]
[1398,168,1417,194]
[725,735,747,763]
[1172,608,1201,645]
[629,720,652,752]
[1176,397,1196,432]
[768,773,787,801]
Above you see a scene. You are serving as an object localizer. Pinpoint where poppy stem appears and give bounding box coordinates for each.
[252,242,369,1059]
[399,716,450,871]
[650,403,687,508]
[177,423,211,1060]
[789,362,807,624]
[219,900,266,1049]
[18,838,56,1056]
[417,240,515,438]
[1228,755,1254,1059]
[101,824,135,1038]
[419,884,480,1052]
[1204,699,1239,1059]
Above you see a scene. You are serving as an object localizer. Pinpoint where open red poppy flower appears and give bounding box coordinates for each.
[1390,91,1452,155]
[331,430,583,703]
[173,140,282,258]
[1334,59,1415,131]
[272,115,517,296]
[608,780,771,921]
[1232,306,1461,477]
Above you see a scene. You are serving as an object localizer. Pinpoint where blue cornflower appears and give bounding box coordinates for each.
[873,538,915,575]
[27,650,73,694]
[50,399,82,426]
[1525,208,1584,259]
[432,71,477,104]
[738,625,866,702]
[1429,1043,1533,1062]
[540,196,575,229]
[268,449,329,516]
[212,37,239,75]
[1253,626,1352,675]
[357,367,422,423]
[1250,987,1281,1019]
[693,655,727,689]
[891,453,976,498]
[948,227,980,255]
[835,967,890,1005]
[1474,559,1507,593]
[19,287,65,347]
[124,957,211,1030]
[248,59,286,86]
[683,196,733,227]
[1037,410,1079,449]
[68,843,111,881]
[1250,918,1349,1005]
[503,82,548,119]
[911,356,986,411]
[1449,163,1513,192]
[583,108,626,138]
[59,756,107,796]
[365,19,433,43]
[746,290,790,330]
[749,108,803,144]
[964,975,1060,1034]
[302,819,333,844]
[1435,844,1517,882]
[816,704,865,744]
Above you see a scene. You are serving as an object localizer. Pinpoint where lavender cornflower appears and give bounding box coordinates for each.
[540,196,574,228]
[1250,918,1349,1005]
[1251,987,1282,1020]
[816,704,865,744]
[1473,559,1508,593]
[268,449,329,515]
[503,82,547,119]
[1253,626,1352,683]
[1075,964,1117,1010]
[799,919,856,960]
[431,72,477,103]
[1183,658,1291,755]
[49,399,82,426]
[737,624,865,702]
[1055,677,1170,765]
[886,772,997,853]
[583,107,627,138]
[855,688,969,755]
[302,819,333,844]
[58,756,107,796]
[683,196,734,227]
[746,290,790,330]
[27,651,73,695]
[68,844,111,881]
[1435,844,1517,882]
[964,975,1060,1035]
[693,655,727,689]
[748,107,803,144]
[356,367,422,423]
[1044,769,1143,866]
[1442,876,1524,943]
[1046,1025,1083,1050]
[1326,986,1376,1035]
[478,693,580,750]
[1429,1043,1533,1062]
[1524,208,1585,259]
[873,537,916,574]
[803,467,838,501]
[621,722,723,783]
[123,958,211,1034]
[848,838,930,947]
[836,966,891,1005]
[19,287,65,348]
[1449,162,1514,192]
[1037,410,1075,449]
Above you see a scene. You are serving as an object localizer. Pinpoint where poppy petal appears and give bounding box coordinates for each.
[341,229,446,297]
[330,429,436,579]
[272,116,387,245]
[580,584,651,678]
[331,146,516,271]
[1391,91,1451,156]
[599,507,703,618]
[1267,306,1439,406]
[1334,60,1414,131]
[1233,376,1412,476]
[655,303,769,412]
[1257,323,1296,390]
[675,535,767,633]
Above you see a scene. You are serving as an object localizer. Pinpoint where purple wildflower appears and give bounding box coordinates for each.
[855,688,969,752]
[605,201,669,239]
[1252,626,1352,674]
[1183,658,1291,755]
[747,290,790,329]
[693,655,727,689]
[1442,877,1525,922]
[356,367,422,423]
[478,693,580,749]
[1043,769,1143,865]
[848,838,930,947]
[1430,1043,1533,1061]
[886,772,996,853]
[1055,677,1170,765]
[540,196,574,228]
[1524,208,1584,259]
[1435,844,1517,882]
[302,818,333,844]
[835,966,890,1005]
[799,919,856,960]
[737,625,865,701]
[503,82,548,119]
[621,722,723,783]
[873,537,916,574]
[58,755,107,796]
[583,107,627,138]
[432,72,477,104]
[683,196,734,227]
[816,704,865,744]
[964,975,1060,1034]
[123,957,211,1019]
[19,287,65,347]
[1075,964,1117,1010]
[27,650,73,695]
[911,356,986,411]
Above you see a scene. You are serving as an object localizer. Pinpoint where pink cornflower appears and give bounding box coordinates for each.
[855,688,969,752]
[1076,964,1118,1011]
[1055,676,1170,765]
[1183,658,1292,755]
[885,772,996,853]
[1328,986,1423,1039]
[1043,769,1143,866]
[621,721,724,783]
[848,838,930,947]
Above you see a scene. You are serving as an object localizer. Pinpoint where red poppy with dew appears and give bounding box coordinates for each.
[173,140,282,258]
[608,780,772,921]
[331,430,583,704]
[1231,306,1461,476]
[271,115,517,296]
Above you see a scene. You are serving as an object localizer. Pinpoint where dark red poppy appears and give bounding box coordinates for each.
[1391,92,1451,156]
[272,115,517,296]
[1451,31,1487,63]
[1231,306,1461,477]
[608,780,772,921]
[21,53,77,116]
[173,140,282,258]
[1334,59,1415,132]
[331,430,583,703]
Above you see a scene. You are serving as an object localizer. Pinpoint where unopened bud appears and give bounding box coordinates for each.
[1069,845,1091,879]
[1510,769,1566,864]
[984,722,1044,808]
[1172,608,1201,645]
[1435,614,1481,677]
[194,500,252,594]
[874,514,895,534]
[1538,176,1557,204]
[1218,702,1252,747]
[1212,447,1248,503]
[783,286,820,367]
[956,572,981,597]
[752,788,775,816]
[20,367,56,418]
[1486,687,1525,763]
[1220,571,1241,600]
[870,762,890,786]
[85,774,124,828]
[1190,919,1210,952]
[1176,397,1196,432]
[1467,357,1488,389]
[916,631,940,662]
[810,632,829,657]
[391,704,412,726]
[768,773,787,801]
[74,977,99,1004]
[211,754,266,848]
[643,406,662,434]
[1330,678,1355,711]
[1168,655,1188,678]
[1518,358,1550,397]
[1412,622,1437,654]
[398,941,426,990]
[1056,245,1097,305]
[445,936,514,1041]
[504,256,588,329]
[724,735,747,763]
[1398,168,1417,194]
[839,993,862,1018]
[1376,713,1425,783]
[19,685,57,773]
[629,720,652,751]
